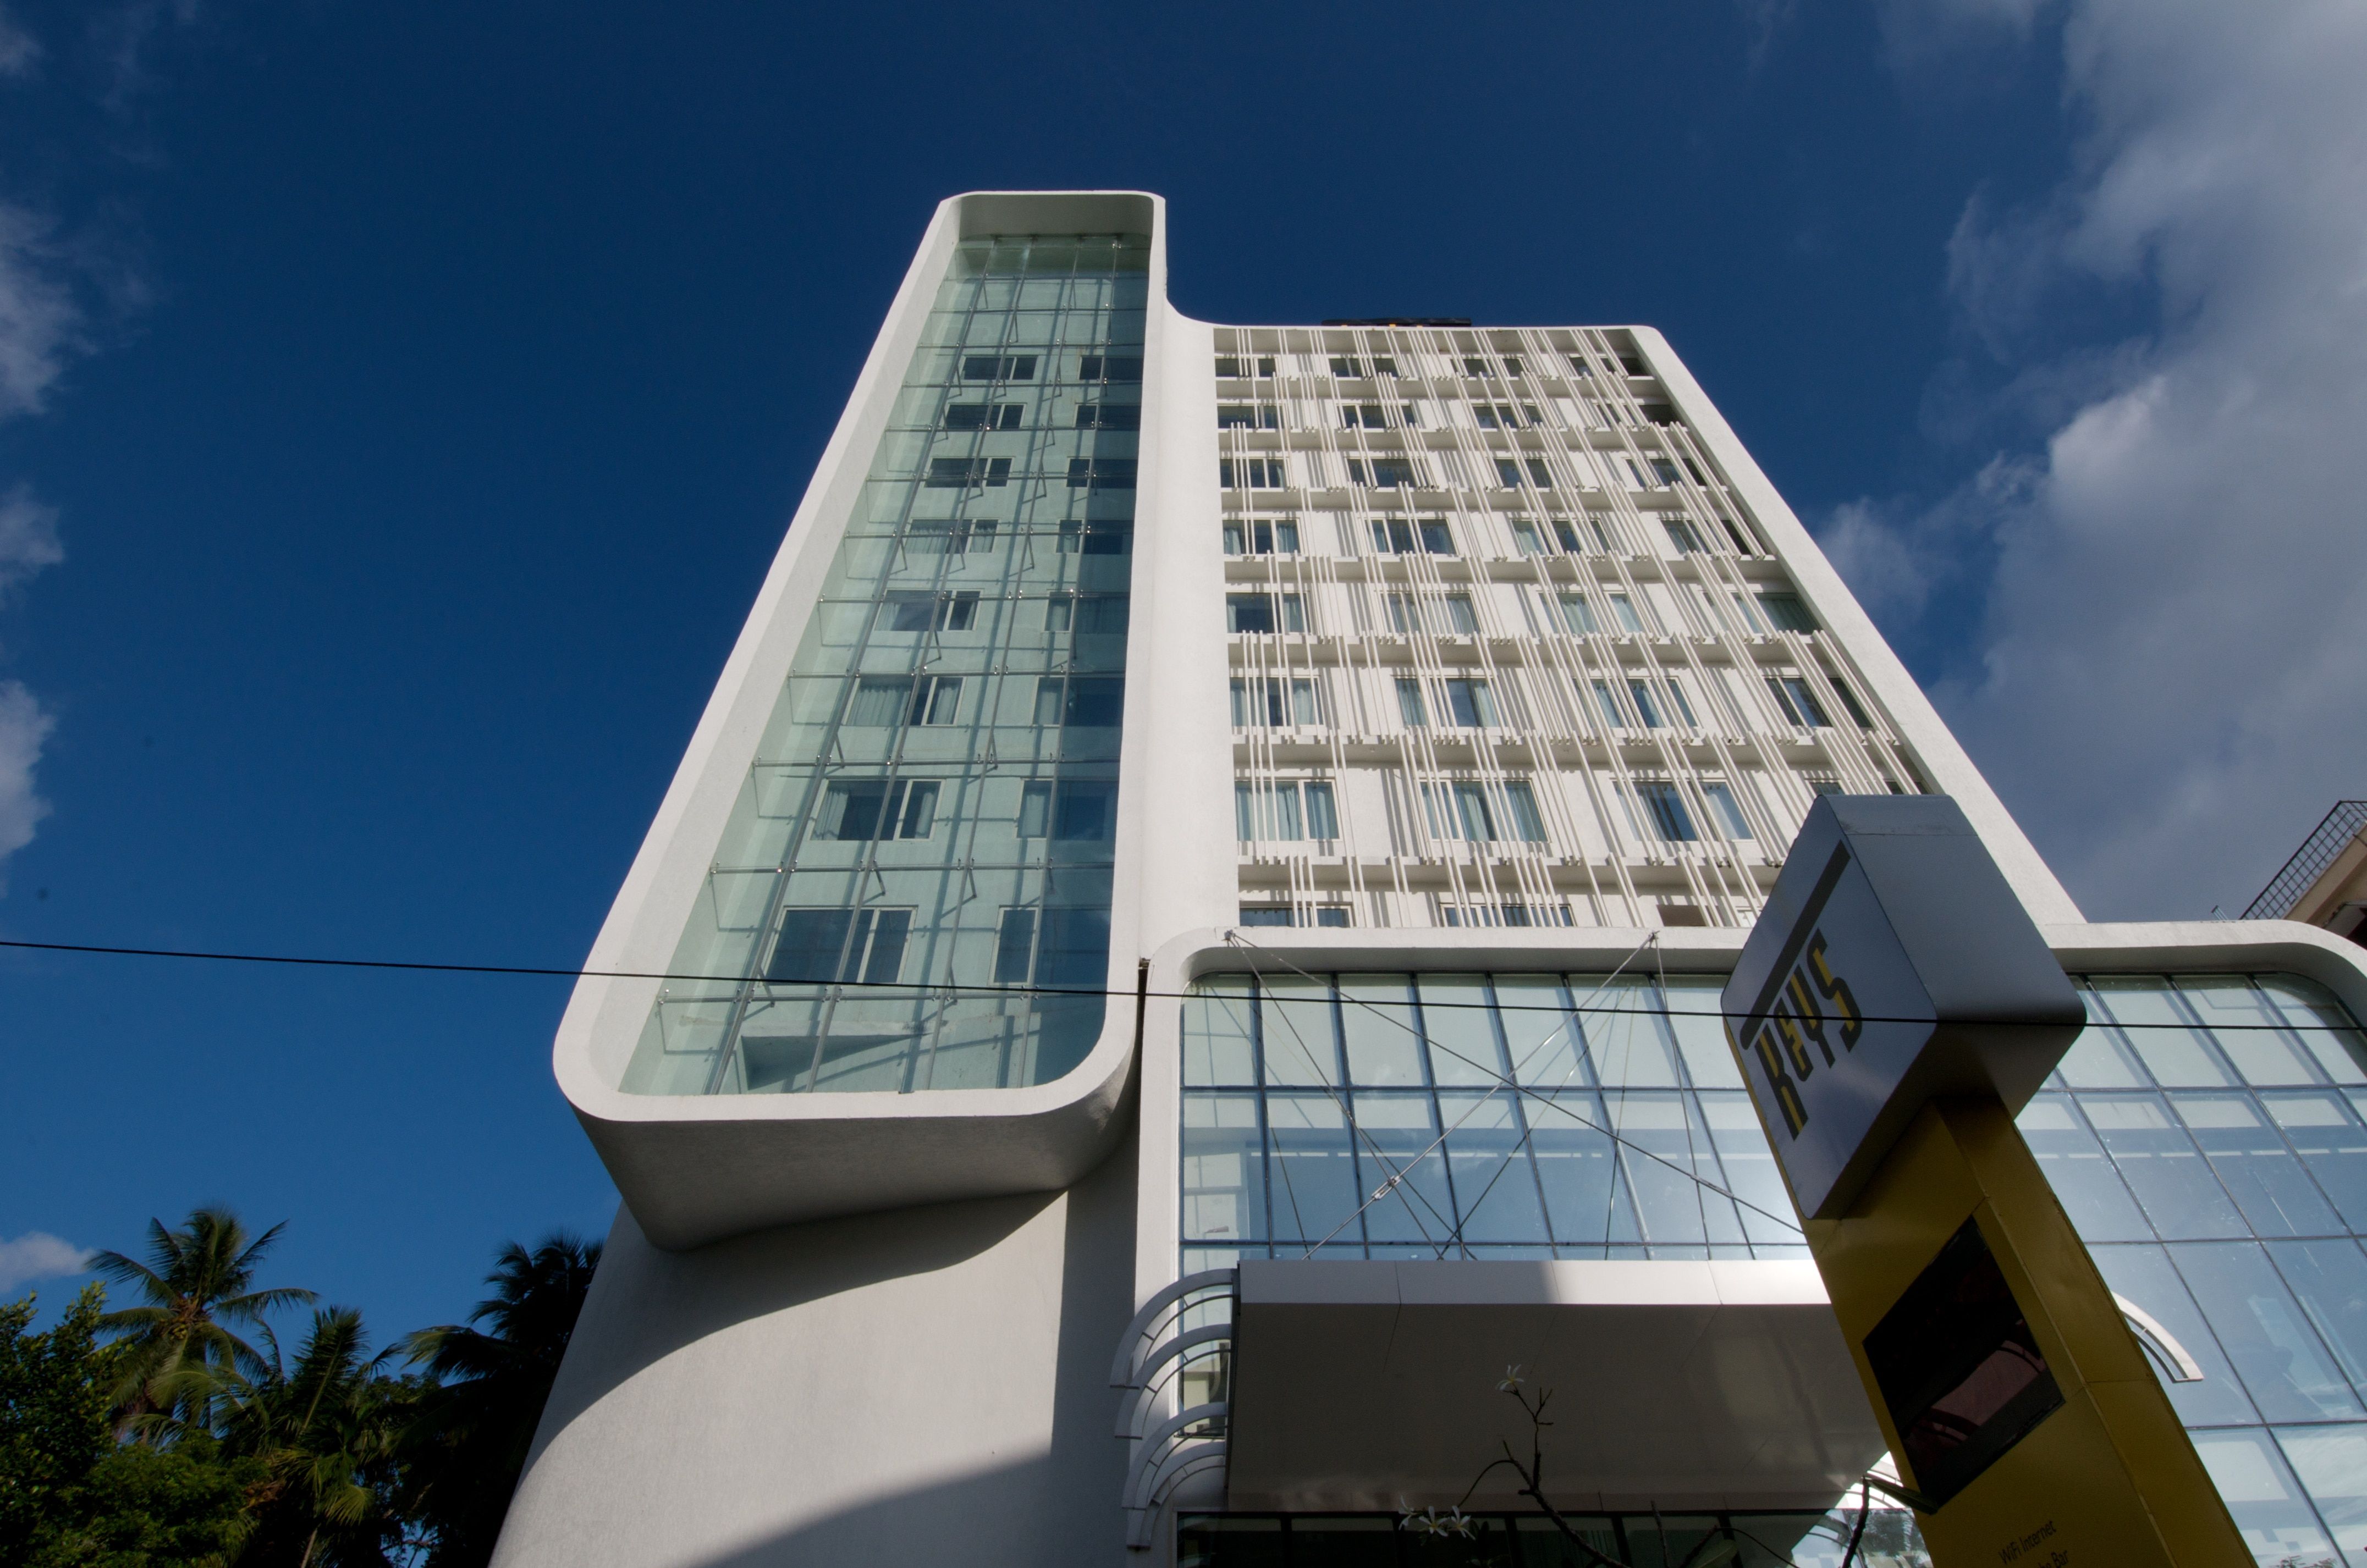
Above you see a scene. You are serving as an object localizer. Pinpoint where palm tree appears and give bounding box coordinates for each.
[90,1206,316,1432]
[227,1308,418,1568]
[400,1234,601,1568]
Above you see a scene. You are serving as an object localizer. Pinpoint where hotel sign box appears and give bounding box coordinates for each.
[1724,796,2247,1567]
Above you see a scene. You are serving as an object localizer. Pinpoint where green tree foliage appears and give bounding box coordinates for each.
[5,1213,599,1568]
[400,1235,601,1568]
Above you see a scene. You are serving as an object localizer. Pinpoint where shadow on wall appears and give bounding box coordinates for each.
[674,1456,1090,1568]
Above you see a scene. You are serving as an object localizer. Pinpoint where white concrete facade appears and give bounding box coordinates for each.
[496,192,2367,1568]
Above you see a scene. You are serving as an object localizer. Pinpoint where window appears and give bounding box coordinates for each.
[945,402,1021,430]
[1067,457,1137,490]
[1443,677,1498,727]
[1217,404,1278,429]
[1329,356,1362,378]
[1552,520,1586,553]
[911,675,962,725]
[1527,459,1553,488]
[1056,520,1130,555]
[766,906,912,985]
[1665,677,1697,726]
[1641,401,1680,426]
[1566,354,1595,377]
[1702,781,1752,838]
[1495,458,1522,488]
[1018,780,1051,837]
[1463,356,1498,378]
[1033,907,1109,985]
[1663,517,1708,554]
[1768,676,1831,727]
[926,456,1010,488]
[1395,677,1428,727]
[1650,459,1683,487]
[1502,356,1524,378]
[1511,519,1545,555]
[1474,404,1518,430]
[1037,676,1123,726]
[1383,592,1416,633]
[1442,594,1478,634]
[1235,780,1339,840]
[1075,403,1141,430]
[1214,355,1274,378]
[903,519,990,555]
[1342,403,1390,429]
[1221,518,1299,555]
[1589,679,1624,726]
[1758,593,1817,633]
[1443,902,1571,927]
[1237,907,1293,927]
[1830,676,1873,727]
[1628,679,1666,729]
[1366,518,1454,555]
[1221,458,1285,489]
[1371,356,1399,377]
[1504,781,1548,842]
[1079,353,1142,382]
[993,908,1037,984]
[1050,780,1118,840]
[876,592,977,632]
[1636,781,1698,842]
[961,355,1037,382]
[1608,594,1644,633]
[818,779,938,841]
[1619,352,1646,375]
[1557,593,1600,635]
[1044,594,1129,634]
[1348,457,1422,488]
[847,678,911,726]
[1225,593,1305,633]
[1231,677,1321,727]
[1418,520,1454,554]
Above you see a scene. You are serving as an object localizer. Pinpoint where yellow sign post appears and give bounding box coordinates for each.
[1722,798,2246,1567]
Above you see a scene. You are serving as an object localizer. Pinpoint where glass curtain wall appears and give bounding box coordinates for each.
[1179,970,2367,1565]
[623,232,1148,1096]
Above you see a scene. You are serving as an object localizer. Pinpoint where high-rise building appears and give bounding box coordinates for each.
[498,194,2367,1568]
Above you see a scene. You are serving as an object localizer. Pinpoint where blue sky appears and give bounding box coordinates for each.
[4,1,2364,1338]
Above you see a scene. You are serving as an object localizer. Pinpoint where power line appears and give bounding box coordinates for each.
[0,937,2333,1030]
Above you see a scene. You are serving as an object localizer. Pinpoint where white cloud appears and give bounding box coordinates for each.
[0,1231,90,1294]
[1845,0,2367,917]
[0,201,84,419]
[0,679,52,875]
[0,484,62,597]
[0,5,39,78]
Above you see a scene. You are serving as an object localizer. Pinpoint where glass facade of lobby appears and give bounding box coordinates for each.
[623,233,1146,1096]
[1180,971,2367,1564]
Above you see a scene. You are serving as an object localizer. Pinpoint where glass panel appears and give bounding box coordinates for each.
[1339,974,1427,1086]
[1182,1093,1267,1246]
[2179,977,2325,1086]
[2172,1092,2344,1237]
[1418,975,1507,1087]
[1182,981,1256,1086]
[2189,1429,2340,1567]
[2261,975,2367,1086]
[2094,979,2231,1086]
[2018,1095,2154,1242]
[2273,1425,2367,1565]
[1526,1087,1633,1249]
[1580,976,1681,1087]
[1351,1091,1456,1247]
[2263,1091,2367,1231]
[2060,989,2149,1088]
[1265,1094,1363,1252]
[2265,1239,2367,1393]
[1439,1092,1551,1245]
[2171,1241,2364,1421]
[1259,978,1340,1087]
[2081,1094,2249,1239]
[1698,1091,1800,1247]
[1497,976,1583,1088]
[1609,1091,1724,1251]
[2087,1243,2260,1426]
[1663,978,1745,1088]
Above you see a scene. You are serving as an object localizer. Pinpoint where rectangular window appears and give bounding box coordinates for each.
[1702,781,1752,838]
[1342,403,1390,429]
[1418,520,1455,555]
[1056,520,1130,555]
[1350,458,1422,488]
[1590,679,1623,726]
[1503,356,1524,377]
[1454,782,1497,841]
[1075,403,1141,430]
[1067,457,1137,490]
[1017,780,1051,837]
[1495,458,1522,487]
[1052,780,1118,840]
[1628,679,1666,728]
[1769,676,1831,728]
[1830,676,1874,727]
[1226,593,1276,633]
[1651,459,1682,486]
[1372,356,1399,377]
[1636,781,1698,842]
[1281,594,1307,632]
[1608,594,1644,633]
[993,908,1037,984]
[1463,356,1498,378]
[1510,518,1545,555]
[1079,353,1142,382]
[1666,676,1697,727]
[765,906,912,985]
[878,592,974,632]
[1444,678,1498,727]
[1064,677,1124,726]
[1664,517,1707,554]
[1236,781,1328,841]
[847,677,913,726]
[1395,677,1428,727]
[819,779,939,841]
[1044,596,1072,632]
[945,402,1021,430]
[1384,592,1416,633]
[1329,356,1362,378]
[1214,357,1244,379]
[1557,593,1599,635]
[1223,518,1299,555]
[961,355,1036,382]
[1231,677,1322,727]
[911,675,962,725]
[1034,907,1109,986]
[1370,518,1418,554]
[1217,404,1278,430]
[1758,593,1817,633]
[939,593,978,631]
[1474,404,1505,430]
[1504,781,1548,842]
[850,909,912,984]
[903,519,984,555]
[1526,459,1553,489]
[1220,458,1285,489]
[1443,594,1478,634]
[1238,906,1293,927]
[926,456,1011,489]
[1551,520,1586,553]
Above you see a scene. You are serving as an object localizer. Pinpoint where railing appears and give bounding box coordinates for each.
[1111,1268,1235,1550]
[2245,800,2367,919]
